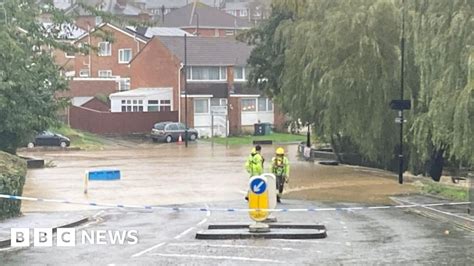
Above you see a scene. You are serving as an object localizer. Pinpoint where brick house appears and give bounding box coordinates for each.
[128,36,285,136]
[68,23,148,97]
[160,3,251,37]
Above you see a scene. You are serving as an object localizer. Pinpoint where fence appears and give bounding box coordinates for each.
[70,106,178,134]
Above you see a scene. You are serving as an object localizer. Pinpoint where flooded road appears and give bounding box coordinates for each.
[19,140,414,212]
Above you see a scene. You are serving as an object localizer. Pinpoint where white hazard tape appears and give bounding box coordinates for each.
[0,194,471,212]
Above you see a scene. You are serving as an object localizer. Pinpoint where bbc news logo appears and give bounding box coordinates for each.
[11,228,139,247]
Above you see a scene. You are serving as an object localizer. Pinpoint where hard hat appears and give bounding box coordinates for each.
[276,147,285,155]
[251,147,257,154]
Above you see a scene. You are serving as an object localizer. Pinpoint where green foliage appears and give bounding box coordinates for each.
[0,151,27,220]
[243,0,474,171]
[51,123,104,150]
[0,0,70,153]
[418,181,468,201]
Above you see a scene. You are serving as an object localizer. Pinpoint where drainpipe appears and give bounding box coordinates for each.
[178,63,184,122]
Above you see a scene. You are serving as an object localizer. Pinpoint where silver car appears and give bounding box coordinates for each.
[151,122,199,143]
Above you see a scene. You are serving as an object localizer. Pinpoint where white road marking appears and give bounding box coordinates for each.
[131,242,166,258]
[150,253,284,263]
[237,190,248,195]
[174,227,195,240]
[168,242,298,251]
[197,218,208,226]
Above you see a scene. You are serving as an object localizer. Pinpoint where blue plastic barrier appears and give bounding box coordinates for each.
[88,170,121,181]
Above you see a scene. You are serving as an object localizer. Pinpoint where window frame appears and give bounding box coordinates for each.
[241,98,257,112]
[187,66,227,82]
[98,70,112,78]
[79,69,90,77]
[120,98,143,112]
[194,98,210,114]
[98,42,111,56]
[118,78,130,91]
[118,48,132,64]
[234,66,246,82]
[240,9,248,17]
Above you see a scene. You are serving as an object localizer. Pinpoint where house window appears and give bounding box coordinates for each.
[79,69,90,77]
[121,99,143,112]
[241,98,256,112]
[187,67,227,81]
[194,98,209,114]
[227,10,236,16]
[98,70,112,78]
[118,78,130,91]
[240,9,248,17]
[234,67,246,81]
[98,42,111,56]
[258,97,273,112]
[118,49,132,64]
[211,98,227,107]
[225,30,235,36]
[148,99,171,112]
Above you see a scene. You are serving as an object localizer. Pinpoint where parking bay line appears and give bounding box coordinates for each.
[150,253,285,263]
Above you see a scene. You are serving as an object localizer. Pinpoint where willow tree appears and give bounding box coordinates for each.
[244,0,401,168]
[405,0,474,172]
[244,0,473,172]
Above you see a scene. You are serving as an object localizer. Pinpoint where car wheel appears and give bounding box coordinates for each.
[60,141,67,148]
[165,135,173,143]
[27,142,35,149]
[189,133,197,141]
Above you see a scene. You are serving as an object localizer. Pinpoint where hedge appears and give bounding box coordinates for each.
[0,151,27,220]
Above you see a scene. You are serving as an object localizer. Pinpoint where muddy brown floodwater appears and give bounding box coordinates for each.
[19,140,416,212]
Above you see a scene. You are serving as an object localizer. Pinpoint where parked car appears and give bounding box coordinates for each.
[151,122,198,143]
[27,131,71,148]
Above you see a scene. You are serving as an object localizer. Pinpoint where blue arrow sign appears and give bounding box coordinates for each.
[250,178,266,195]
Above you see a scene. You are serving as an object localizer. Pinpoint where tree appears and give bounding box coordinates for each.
[243,0,473,172]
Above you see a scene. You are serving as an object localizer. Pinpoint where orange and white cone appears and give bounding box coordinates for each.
[177,134,183,144]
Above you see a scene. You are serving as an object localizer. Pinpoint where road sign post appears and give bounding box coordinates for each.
[248,176,270,223]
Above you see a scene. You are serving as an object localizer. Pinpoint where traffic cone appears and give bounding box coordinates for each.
[177,134,183,144]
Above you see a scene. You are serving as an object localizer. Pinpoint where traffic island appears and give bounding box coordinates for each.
[195,226,327,240]
[196,174,327,240]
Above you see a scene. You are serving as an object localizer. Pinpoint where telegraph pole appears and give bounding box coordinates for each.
[398,0,406,184]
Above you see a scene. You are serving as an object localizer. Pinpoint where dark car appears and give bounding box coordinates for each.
[27,131,71,148]
[151,122,199,143]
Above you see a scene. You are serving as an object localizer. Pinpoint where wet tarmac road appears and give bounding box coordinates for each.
[1,199,473,265]
[1,141,472,264]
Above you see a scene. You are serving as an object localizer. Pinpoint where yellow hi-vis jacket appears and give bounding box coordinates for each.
[270,156,290,177]
[245,153,264,177]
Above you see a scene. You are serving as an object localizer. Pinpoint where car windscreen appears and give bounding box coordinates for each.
[154,123,165,130]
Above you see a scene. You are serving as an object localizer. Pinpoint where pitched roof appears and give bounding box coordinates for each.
[161,3,251,29]
[126,26,193,38]
[157,36,252,66]
[145,0,224,9]
[74,23,148,44]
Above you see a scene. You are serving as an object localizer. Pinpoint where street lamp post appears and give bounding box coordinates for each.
[184,34,188,147]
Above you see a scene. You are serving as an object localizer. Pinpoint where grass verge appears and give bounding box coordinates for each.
[202,133,307,145]
[418,181,469,201]
[51,124,105,150]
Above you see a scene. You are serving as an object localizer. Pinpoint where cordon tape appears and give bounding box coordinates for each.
[0,194,471,213]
